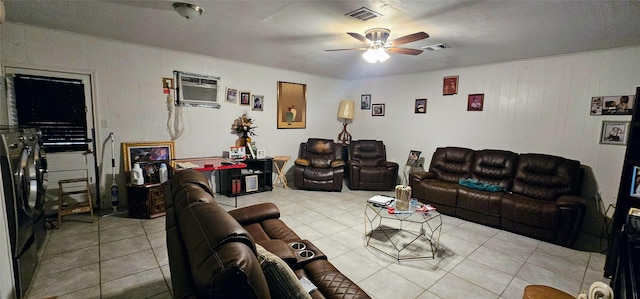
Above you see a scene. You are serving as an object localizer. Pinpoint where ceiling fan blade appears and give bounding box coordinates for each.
[388,32,429,46]
[387,47,424,55]
[347,32,371,44]
[324,48,368,52]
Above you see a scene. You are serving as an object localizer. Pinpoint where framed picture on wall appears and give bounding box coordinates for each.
[252,95,264,111]
[590,95,634,116]
[121,141,175,183]
[600,121,629,145]
[361,94,371,110]
[415,99,427,113]
[225,87,238,103]
[443,75,458,95]
[240,91,251,105]
[467,94,484,111]
[372,104,385,116]
[630,166,640,197]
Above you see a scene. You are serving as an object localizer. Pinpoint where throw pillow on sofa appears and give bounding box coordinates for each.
[255,244,313,299]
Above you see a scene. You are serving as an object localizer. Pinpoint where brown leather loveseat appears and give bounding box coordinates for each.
[165,169,369,298]
[409,147,586,247]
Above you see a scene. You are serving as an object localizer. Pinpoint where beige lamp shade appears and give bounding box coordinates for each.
[337,100,355,120]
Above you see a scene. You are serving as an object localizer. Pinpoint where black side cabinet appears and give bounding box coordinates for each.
[605,86,640,297]
[219,157,273,197]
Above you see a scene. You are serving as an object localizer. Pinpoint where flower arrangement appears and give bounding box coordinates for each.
[231,114,257,136]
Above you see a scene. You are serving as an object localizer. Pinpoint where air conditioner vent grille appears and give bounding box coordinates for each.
[345,7,382,21]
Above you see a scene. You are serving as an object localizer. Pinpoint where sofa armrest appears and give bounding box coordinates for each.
[294,158,310,167]
[258,239,298,267]
[330,159,345,168]
[410,171,435,181]
[228,203,281,226]
[555,195,587,247]
[556,194,586,208]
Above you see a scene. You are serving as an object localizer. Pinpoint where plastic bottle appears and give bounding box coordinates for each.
[131,163,144,185]
[159,163,168,183]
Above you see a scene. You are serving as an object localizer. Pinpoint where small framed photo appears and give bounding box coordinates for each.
[361,94,371,110]
[229,146,246,160]
[406,150,422,167]
[252,95,264,111]
[372,103,385,116]
[600,121,629,145]
[443,75,458,95]
[162,78,174,89]
[240,91,251,105]
[415,99,427,113]
[256,149,266,159]
[225,87,238,103]
[630,166,640,197]
[467,94,484,111]
[245,175,259,192]
[590,95,634,115]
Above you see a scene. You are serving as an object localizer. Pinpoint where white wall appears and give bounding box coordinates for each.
[348,47,640,234]
[0,23,349,208]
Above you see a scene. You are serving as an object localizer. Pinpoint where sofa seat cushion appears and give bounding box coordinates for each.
[360,167,392,183]
[303,168,336,181]
[457,186,503,216]
[412,179,458,215]
[501,192,557,230]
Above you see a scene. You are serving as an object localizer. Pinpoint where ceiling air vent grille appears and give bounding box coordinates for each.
[423,43,451,51]
[345,7,382,21]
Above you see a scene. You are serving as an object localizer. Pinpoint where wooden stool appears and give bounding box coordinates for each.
[57,178,94,227]
[272,156,290,189]
[522,285,574,299]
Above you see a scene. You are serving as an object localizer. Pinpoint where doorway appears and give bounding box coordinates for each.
[4,67,99,215]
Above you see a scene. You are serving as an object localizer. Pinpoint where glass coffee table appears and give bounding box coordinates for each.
[364,199,442,261]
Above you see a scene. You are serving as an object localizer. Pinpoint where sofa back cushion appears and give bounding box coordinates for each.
[169,170,271,299]
[511,154,581,201]
[470,149,519,188]
[350,140,386,167]
[299,138,341,168]
[429,147,475,183]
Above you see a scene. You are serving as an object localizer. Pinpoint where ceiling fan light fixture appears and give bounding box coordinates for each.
[362,48,390,63]
[173,2,203,19]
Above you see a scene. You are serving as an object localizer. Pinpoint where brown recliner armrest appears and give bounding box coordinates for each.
[257,239,298,266]
[330,159,345,168]
[410,171,435,181]
[556,194,586,207]
[228,202,281,226]
[294,158,310,166]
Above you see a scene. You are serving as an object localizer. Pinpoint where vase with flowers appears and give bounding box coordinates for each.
[231,114,257,147]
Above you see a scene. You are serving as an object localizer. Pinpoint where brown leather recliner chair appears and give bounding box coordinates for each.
[347,140,399,190]
[294,138,344,191]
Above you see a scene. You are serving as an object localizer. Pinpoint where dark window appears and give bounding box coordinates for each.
[14,75,88,152]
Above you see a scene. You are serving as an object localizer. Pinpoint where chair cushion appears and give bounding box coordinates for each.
[307,139,334,155]
[294,158,310,167]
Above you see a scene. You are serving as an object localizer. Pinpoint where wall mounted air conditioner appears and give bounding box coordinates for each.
[175,71,221,108]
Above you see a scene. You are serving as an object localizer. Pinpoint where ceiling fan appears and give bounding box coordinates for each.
[325,28,429,63]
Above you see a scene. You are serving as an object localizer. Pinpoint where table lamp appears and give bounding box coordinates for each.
[337,100,355,144]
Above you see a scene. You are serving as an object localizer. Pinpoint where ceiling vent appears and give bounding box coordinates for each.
[422,43,451,51]
[345,7,382,21]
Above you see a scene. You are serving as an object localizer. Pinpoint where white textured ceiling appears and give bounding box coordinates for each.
[5,0,640,80]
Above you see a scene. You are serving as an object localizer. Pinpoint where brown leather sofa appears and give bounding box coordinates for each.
[294,138,345,191]
[165,169,369,298]
[347,140,399,191]
[409,147,586,247]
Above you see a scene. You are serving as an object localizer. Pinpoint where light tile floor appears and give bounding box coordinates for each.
[27,185,609,299]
